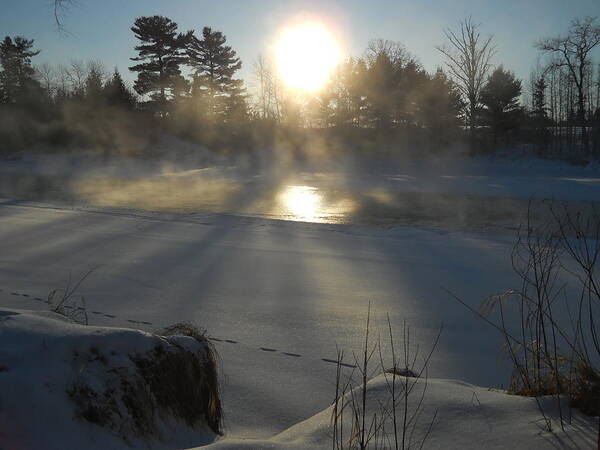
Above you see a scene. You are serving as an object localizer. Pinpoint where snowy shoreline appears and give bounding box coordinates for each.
[1,308,596,450]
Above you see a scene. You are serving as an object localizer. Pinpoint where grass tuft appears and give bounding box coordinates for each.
[67,322,223,443]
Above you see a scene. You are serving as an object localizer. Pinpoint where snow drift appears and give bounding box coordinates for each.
[205,375,597,449]
[0,308,221,450]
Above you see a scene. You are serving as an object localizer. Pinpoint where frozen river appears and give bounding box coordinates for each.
[1,153,599,437]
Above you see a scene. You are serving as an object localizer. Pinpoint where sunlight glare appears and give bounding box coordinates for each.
[275,22,341,92]
[280,185,322,221]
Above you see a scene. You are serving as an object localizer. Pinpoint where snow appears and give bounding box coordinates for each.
[0,201,521,436]
[205,376,596,449]
[1,309,595,450]
[0,308,218,449]
[1,149,599,447]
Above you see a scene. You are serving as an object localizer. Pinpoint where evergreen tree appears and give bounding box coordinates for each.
[103,69,136,109]
[129,16,191,117]
[315,58,362,128]
[532,76,548,122]
[362,47,428,129]
[0,36,40,104]
[480,66,522,145]
[364,52,397,129]
[395,60,429,127]
[187,27,245,121]
[350,59,368,127]
[418,68,463,149]
[531,76,550,153]
[85,63,104,102]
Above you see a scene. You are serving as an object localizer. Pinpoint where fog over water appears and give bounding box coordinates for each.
[2,144,599,233]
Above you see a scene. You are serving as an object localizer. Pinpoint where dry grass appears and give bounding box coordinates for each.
[449,200,600,433]
[68,322,223,443]
[48,269,94,325]
[153,322,223,435]
[331,305,441,450]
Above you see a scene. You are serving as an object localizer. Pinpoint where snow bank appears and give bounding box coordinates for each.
[0,309,597,449]
[0,308,221,450]
[205,376,597,449]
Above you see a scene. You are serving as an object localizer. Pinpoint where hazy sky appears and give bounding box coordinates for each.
[2,0,600,90]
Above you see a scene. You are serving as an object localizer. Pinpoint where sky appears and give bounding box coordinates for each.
[2,0,600,92]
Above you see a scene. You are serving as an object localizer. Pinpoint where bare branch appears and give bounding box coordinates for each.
[436,17,496,132]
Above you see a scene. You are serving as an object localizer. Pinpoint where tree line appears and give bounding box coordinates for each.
[0,15,599,159]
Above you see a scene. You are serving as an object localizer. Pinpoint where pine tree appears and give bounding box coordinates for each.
[85,63,104,102]
[531,76,550,153]
[103,69,136,109]
[0,36,40,104]
[187,27,244,121]
[532,76,548,122]
[480,66,522,146]
[364,52,397,129]
[418,68,463,149]
[327,58,361,127]
[350,59,368,127]
[129,16,191,117]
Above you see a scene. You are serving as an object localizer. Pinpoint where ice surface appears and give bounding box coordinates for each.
[1,151,599,446]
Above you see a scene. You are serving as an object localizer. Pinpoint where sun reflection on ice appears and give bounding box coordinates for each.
[279,185,323,222]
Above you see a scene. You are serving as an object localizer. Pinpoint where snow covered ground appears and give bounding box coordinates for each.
[205,376,596,449]
[0,308,219,450]
[2,308,595,449]
[0,200,520,437]
[0,149,599,447]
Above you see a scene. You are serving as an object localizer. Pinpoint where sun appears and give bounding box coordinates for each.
[275,22,341,92]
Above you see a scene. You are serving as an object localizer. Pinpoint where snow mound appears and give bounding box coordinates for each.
[205,376,597,449]
[0,308,221,450]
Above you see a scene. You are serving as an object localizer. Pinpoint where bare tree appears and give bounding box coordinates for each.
[36,62,56,97]
[252,54,281,122]
[536,17,600,155]
[66,60,87,96]
[365,39,415,69]
[55,64,70,99]
[436,17,496,145]
[253,54,270,120]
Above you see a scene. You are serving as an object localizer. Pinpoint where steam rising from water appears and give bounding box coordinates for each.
[1,142,598,232]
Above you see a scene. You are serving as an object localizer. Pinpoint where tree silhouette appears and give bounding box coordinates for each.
[436,17,496,149]
[531,75,551,153]
[0,36,40,104]
[187,27,244,122]
[536,17,600,154]
[364,52,397,128]
[129,16,191,117]
[480,66,522,147]
[418,68,464,149]
[84,62,104,102]
[104,69,136,109]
